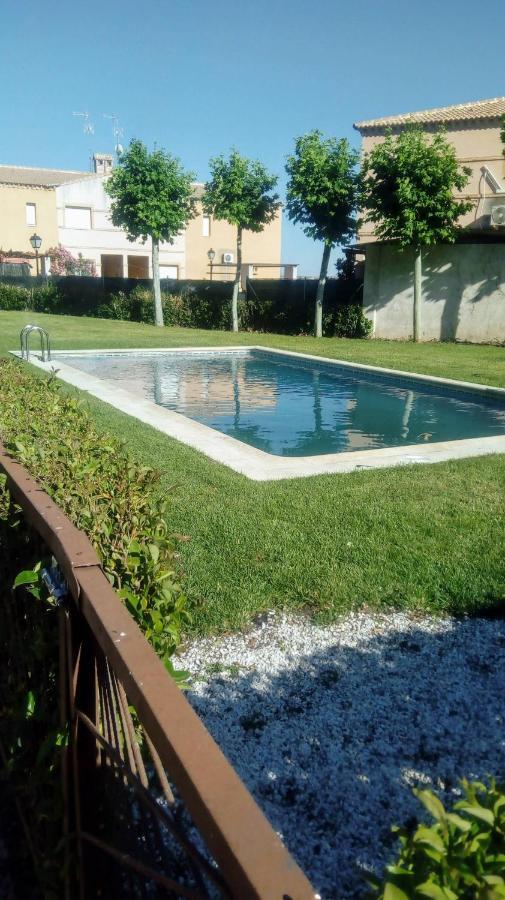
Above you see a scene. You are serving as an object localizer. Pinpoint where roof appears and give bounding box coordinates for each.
[0,165,94,187]
[353,97,505,132]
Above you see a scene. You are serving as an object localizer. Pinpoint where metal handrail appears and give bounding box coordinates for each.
[20,325,51,362]
[0,442,315,899]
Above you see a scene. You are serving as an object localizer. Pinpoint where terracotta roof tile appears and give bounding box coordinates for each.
[354,97,505,132]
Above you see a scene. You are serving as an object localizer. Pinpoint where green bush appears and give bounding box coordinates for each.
[370,779,505,899]
[0,359,190,671]
[332,304,372,338]
[0,282,31,310]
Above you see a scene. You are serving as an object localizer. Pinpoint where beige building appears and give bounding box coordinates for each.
[0,165,89,265]
[0,157,285,280]
[354,96,505,242]
[353,97,505,343]
[185,190,284,281]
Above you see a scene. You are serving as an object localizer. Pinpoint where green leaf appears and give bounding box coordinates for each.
[13,569,39,588]
[24,690,36,719]
[458,804,494,827]
[415,789,446,822]
[414,826,446,854]
[383,882,409,900]
[416,881,457,899]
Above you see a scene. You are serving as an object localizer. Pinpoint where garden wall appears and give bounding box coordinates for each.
[0,274,366,336]
[364,242,505,343]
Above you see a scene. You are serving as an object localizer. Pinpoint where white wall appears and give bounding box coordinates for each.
[364,242,505,343]
[55,176,185,276]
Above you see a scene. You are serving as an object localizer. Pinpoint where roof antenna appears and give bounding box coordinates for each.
[73,111,95,135]
[103,113,124,157]
[73,112,95,170]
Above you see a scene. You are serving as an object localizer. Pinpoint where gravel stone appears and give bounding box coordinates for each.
[178,611,505,899]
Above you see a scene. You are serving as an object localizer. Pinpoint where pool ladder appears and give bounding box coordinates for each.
[20,325,51,362]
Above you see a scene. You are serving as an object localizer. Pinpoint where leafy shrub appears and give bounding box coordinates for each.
[332,304,372,338]
[31,282,61,313]
[0,282,31,310]
[0,486,64,893]
[96,289,134,321]
[370,779,505,899]
[0,359,190,670]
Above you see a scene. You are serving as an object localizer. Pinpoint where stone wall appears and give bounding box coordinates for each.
[363,242,505,343]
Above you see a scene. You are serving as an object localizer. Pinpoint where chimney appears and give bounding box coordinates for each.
[92,152,113,176]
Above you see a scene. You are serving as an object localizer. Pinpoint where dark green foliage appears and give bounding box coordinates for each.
[361,128,473,249]
[332,304,372,338]
[285,131,360,245]
[370,780,505,899]
[0,281,32,309]
[105,139,196,244]
[0,360,190,668]
[203,149,280,233]
[0,490,64,894]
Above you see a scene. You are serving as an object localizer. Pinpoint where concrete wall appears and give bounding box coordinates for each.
[185,200,282,279]
[364,242,505,343]
[0,184,58,256]
[359,121,505,243]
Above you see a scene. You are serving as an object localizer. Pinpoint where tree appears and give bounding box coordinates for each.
[361,128,472,342]
[285,131,360,337]
[203,150,280,332]
[47,244,97,276]
[105,139,196,326]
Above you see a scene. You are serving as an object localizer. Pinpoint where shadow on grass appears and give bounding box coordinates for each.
[186,616,505,899]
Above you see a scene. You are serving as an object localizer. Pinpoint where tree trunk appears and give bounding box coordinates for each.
[413,247,422,342]
[315,242,331,338]
[152,238,164,327]
[231,227,242,333]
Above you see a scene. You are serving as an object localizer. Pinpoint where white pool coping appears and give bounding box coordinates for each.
[11,346,505,481]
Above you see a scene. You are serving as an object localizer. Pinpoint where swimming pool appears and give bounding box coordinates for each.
[19,347,505,480]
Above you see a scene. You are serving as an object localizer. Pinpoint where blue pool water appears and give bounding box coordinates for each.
[58,350,505,457]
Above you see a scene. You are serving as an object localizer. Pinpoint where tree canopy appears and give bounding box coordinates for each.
[285,130,360,337]
[203,150,280,232]
[106,139,196,243]
[361,128,472,248]
[203,150,280,331]
[105,139,196,326]
[285,130,360,245]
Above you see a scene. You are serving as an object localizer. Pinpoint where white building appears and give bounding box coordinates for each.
[55,154,184,278]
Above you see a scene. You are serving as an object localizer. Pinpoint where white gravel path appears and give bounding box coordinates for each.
[178,611,505,899]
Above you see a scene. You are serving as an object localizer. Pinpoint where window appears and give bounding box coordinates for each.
[159,265,178,279]
[202,215,210,237]
[65,206,92,229]
[26,203,36,226]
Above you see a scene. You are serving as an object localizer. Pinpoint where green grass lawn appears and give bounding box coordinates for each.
[2,310,504,634]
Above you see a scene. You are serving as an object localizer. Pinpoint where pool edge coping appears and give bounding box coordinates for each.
[10,346,505,481]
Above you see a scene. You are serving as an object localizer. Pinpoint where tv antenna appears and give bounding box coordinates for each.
[73,111,95,135]
[103,113,124,156]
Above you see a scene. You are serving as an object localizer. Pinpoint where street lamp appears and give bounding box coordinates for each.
[29,233,42,277]
[207,247,215,281]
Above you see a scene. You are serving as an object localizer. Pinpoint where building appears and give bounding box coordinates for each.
[353,97,505,343]
[0,153,284,280]
[185,187,283,281]
[354,96,505,242]
[0,164,90,269]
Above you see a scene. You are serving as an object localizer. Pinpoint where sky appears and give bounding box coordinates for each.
[1,0,503,274]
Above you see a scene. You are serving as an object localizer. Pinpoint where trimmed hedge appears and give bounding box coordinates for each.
[0,358,190,670]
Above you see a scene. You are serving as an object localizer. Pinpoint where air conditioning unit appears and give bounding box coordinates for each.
[490,205,505,228]
[222,252,234,264]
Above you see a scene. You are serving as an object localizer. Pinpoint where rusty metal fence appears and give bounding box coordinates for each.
[0,444,315,899]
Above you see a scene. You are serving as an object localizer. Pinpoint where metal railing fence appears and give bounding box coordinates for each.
[0,443,315,900]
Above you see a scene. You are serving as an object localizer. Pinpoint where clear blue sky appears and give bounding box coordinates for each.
[1,0,503,274]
